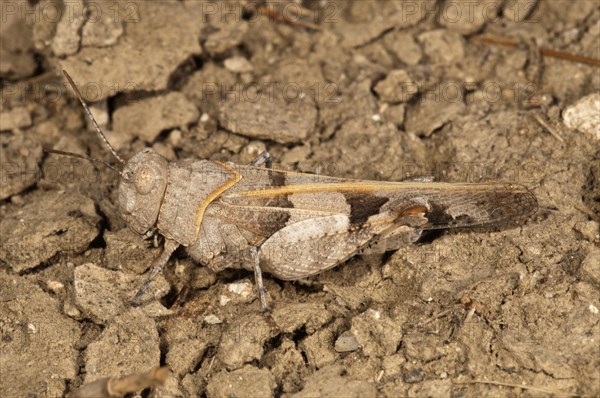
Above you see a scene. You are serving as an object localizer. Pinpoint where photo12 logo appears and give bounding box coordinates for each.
[1,1,140,24]
[200,1,339,25]
[1,156,118,186]
[199,81,340,104]
[1,79,140,104]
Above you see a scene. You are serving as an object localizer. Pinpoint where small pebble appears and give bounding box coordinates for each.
[47,280,65,293]
[403,368,424,383]
[227,280,253,297]
[575,220,599,242]
[334,333,359,353]
[374,70,416,103]
[219,295,231,306]
[204,314,223,324]
[224,56,254,73]
[10,195,24,205]
[563,93,600,140]
[64,302,82,319]
[169,129,183,147]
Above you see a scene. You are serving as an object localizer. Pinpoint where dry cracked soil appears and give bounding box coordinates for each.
[1,1,599,397]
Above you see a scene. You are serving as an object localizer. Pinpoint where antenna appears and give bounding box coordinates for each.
[44,148,121,173]
[62,70,125,164]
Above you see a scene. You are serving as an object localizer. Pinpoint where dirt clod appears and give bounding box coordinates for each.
[82,308,160,384]
[113,92,199,143]
[375,70,416,103]
[0,107,32,131]
[219,92,317,144]
[351,309,403,358]
[104,228,161,273]
[334,331,360,353]
[217,313,273,369]
[271,302,332,333]
[563,93,600,140]
[206,365,277,398]
[51,0,85,56]
[0,272,80,398]
[0,0,37,80]
[58,1,204,99]
[0,191,99,271]
[0,130,41,200]
[291,365,377,398]
[74,263,170,324]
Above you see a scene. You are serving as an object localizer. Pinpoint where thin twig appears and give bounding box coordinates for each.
[463,307,476,323]
[469,35,600,67]
[532,112,565,143]
[456,379,578,397]
[249,4,322,30]
[417,309,452,326]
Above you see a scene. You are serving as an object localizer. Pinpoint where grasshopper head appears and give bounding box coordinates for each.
[59,71,169,236]
[118,148,169,235]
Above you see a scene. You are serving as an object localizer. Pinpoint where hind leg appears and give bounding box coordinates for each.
[249,150,272,168]
[204,246,270,312]
[250,247,269,312]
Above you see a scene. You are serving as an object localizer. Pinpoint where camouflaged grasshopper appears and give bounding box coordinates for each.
[56,71,538,311]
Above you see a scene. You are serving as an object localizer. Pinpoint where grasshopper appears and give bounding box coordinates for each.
[55,71,538,311]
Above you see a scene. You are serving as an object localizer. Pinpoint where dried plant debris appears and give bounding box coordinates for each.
[69,367,170,398]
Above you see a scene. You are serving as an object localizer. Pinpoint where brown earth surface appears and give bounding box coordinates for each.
[1,1,599,397]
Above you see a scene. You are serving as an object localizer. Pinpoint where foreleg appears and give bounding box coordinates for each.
[131,238,179,306]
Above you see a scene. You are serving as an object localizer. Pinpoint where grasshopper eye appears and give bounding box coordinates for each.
[134,165,158,195]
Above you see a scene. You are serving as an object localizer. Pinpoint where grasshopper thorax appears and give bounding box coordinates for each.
[118,148,169,235]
